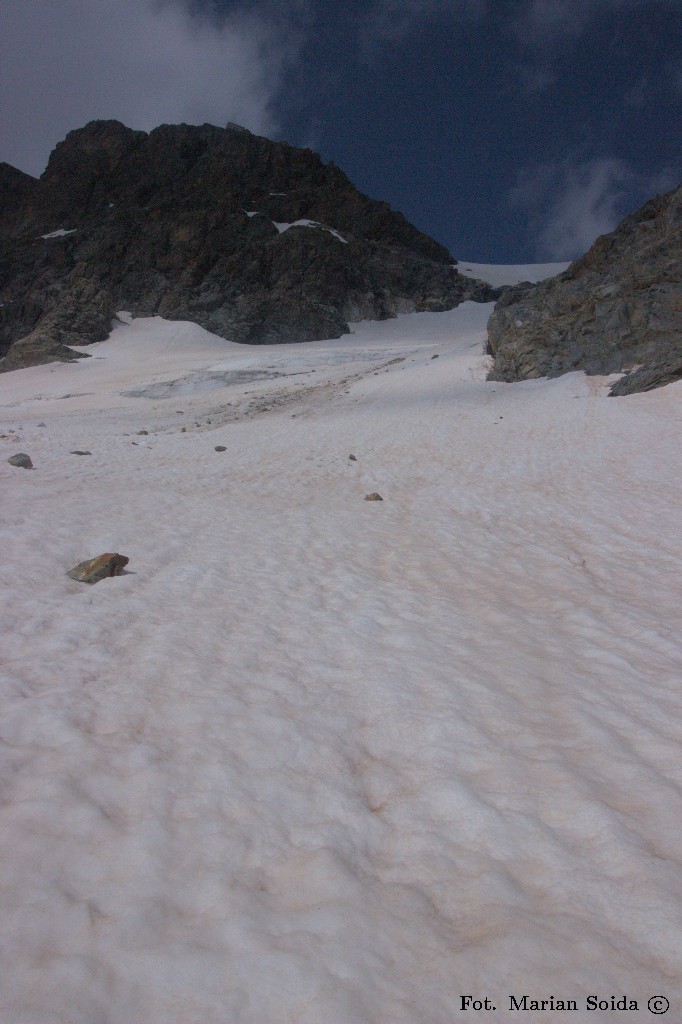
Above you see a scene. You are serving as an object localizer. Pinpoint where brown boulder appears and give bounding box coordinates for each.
[66,552,129,584]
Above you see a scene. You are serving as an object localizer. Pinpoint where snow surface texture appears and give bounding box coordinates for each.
[1,268,681,1023]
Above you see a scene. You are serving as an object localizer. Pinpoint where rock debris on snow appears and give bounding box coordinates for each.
[7,453,33,468]
[66,552,130,584]
[0,279,680,1024]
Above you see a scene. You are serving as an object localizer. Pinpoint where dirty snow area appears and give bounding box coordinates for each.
[1,283,681,1024]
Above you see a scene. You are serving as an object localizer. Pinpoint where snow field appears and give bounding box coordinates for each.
[1,294,681,1023]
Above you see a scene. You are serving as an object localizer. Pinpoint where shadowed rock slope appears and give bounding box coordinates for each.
[486,184,681,395]
[0,120,496,371]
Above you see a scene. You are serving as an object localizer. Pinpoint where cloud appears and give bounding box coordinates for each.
[514,0,682,48]
[509,158,678,259]
[510,0,678,91]
[512,0,666,46]
[363,0,486,46]
[0,0,297,177]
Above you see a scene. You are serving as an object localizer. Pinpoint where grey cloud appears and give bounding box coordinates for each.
[509,157,678,259]
[363,0,486,46]
[513,0,602,45]
[513,0,676,47]
[0,0,297,176]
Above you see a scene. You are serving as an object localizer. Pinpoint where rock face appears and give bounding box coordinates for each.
[486,184,681,395]
[0,120,496,371]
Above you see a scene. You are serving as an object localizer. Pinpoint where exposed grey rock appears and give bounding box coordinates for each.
[486,184,682,396]
[66,552,129,583]
[214,445,226,451]
[1,120,498,372]
[8,452,32,468]
[348,454,357,461]
[364,492,383,501]
[69,450,91,455]
[609,356,682,396]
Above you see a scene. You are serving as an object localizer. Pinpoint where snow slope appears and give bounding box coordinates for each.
[1,286,681,1024]
[457,260,570,287]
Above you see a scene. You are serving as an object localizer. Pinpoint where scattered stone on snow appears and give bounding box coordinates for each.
[66,552,129,584]
[431,354,439,359]
[215,445,227,452]
[70,450,92,455]
[137,430,148,435]
[364,492,383,501]
[8,453,33,469]
[349,454,357,461]
[37,422,47,427]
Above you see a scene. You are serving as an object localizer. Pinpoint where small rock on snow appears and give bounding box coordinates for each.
[8,453,33,469]
[66,552,129,584]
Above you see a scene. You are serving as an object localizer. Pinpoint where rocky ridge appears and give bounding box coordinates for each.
[0,120,496,371]
[486,184,681,395]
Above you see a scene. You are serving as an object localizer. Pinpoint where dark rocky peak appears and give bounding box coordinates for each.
[0,163,41,238]
[0,119,497,372]
[0,161,38,194]
[33,120,450,261]
[565,185,680,280]
[486,183,682,395]
[42,120,146,190]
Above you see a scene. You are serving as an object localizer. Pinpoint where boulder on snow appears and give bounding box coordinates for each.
[66,552,129,584]
[364,492,383,501]
[8,453,33,468]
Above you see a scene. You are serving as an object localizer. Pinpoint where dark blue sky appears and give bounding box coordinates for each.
[1,0,680,261]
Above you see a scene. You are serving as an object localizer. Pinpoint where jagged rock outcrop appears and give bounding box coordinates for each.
[0,120,496,371]
[486,184,682,395]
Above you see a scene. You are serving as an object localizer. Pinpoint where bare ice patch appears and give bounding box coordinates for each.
[122,368,286,399]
